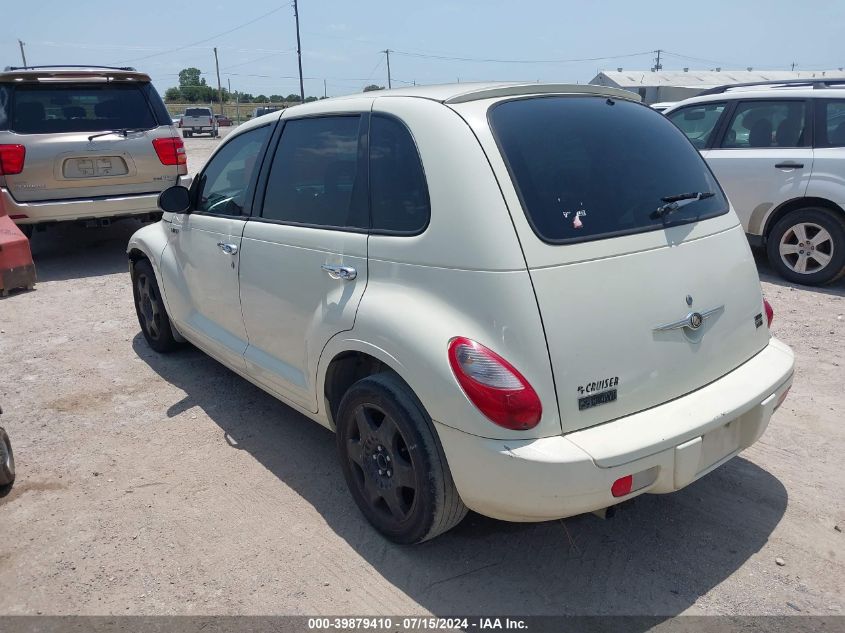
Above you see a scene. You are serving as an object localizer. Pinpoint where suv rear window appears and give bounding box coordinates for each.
[489,96,728,244]
[7,83,158,134]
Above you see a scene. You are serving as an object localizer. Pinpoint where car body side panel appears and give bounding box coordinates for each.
[328,259,562,440]
[805,147,845,211]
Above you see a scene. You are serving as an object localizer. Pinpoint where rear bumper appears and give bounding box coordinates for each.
[436,337,794,522]
[1,187,163,224]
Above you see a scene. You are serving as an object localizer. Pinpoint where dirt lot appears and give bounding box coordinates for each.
[0,132,842,617]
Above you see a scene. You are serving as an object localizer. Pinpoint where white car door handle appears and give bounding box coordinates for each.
[217,242,238,255]
[321,264,357,280]
[775,161,804,169]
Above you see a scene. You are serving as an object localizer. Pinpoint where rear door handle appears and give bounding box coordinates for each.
[775,162,804,169]
[321,264,357,280]
[217,242,238,255]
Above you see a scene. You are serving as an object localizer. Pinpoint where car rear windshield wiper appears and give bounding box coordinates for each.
[87,128,146,141]
[651,191,715,220]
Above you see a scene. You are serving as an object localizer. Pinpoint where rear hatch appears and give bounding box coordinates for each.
[0,80,179,202]
[483,95,771,433]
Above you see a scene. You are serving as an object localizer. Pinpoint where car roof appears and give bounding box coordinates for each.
[665,86,845,111]
[0,66,151,83]
[323,81,640,105]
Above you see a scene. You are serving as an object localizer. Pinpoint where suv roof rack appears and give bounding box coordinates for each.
[699,77,845,96]
[3,64,137,72]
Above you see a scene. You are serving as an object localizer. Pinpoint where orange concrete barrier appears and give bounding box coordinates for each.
[0,215,36,296]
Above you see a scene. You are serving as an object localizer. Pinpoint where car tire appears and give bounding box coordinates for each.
[131,259,180,353]
[0,427,15,496]
[336,372,467,544]
[767,207,845,286]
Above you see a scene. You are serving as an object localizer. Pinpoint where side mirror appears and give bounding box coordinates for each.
[158,186,191,213]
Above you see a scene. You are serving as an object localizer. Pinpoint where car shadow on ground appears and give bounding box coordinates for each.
[134,335,788,618]
[26,220,144,283]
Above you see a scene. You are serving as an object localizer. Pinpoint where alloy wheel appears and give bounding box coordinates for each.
[778,222,834,274]
[136,273,162,340]
[344,403,417,525]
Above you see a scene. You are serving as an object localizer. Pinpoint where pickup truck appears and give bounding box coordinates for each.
[181,107,218,138]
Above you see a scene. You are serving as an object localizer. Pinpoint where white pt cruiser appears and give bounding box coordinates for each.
[128,83,795,543]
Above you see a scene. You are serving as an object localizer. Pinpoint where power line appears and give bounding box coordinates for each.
[389,49,655,65]
[116,4,288,64]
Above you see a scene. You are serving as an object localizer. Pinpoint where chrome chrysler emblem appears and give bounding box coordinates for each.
[653,305,724,333]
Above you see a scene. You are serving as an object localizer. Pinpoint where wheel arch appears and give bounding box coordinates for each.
[763,197,845,241]
[319,341,412,432]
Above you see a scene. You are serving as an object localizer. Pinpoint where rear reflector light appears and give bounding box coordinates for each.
[152,137,187,166]
[763,299,774,328]
[611,475,633,497]
[448,337,542,430]
[0,144,26,175]
[9,214,28,220]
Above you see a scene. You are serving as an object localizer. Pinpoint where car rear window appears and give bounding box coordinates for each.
[7,83,158,134]
[185,108,212,117]
[489,96,729,244]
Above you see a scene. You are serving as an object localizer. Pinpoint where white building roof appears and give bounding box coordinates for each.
[592,69,845,90]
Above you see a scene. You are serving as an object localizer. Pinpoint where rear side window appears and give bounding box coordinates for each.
[489,96,728,244]
[0,84,9,130]
[666,102,726,149]
[369,115,430,233]
[261,115,366,229]
[720,100,807,148]
[819,100,845,147]
[9,84,157,134]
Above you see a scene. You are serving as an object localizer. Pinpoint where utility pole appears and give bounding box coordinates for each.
[213,47,224,116]
[383,49,392,89]
[791,62,796,71]
[18,40,27,67]
[293,0,305,102]
[652,49,662,71]
[323,79,327,98]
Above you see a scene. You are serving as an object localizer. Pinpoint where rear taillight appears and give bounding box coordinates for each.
[448,337,542,430]
[152,137,187,166]
[763,299,774,328]
[0,144,26,175]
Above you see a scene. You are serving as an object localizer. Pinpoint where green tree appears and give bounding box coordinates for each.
[363,84,384,92]
[304,96,318,103]
[269,94,283,103]
[286,93,302,103]
[178,67,206,88]
[164,87,182,102]
[254,94,269,103]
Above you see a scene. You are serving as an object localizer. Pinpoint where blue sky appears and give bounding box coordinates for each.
[3,0,844,98]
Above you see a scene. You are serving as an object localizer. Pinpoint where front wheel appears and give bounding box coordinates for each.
[0,427,15,496]
[336,372,467,544]
[131,259,180,353]
[767,207,845,286]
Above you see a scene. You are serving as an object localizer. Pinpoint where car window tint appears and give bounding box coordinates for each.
[666,102,725,149]
[261,116,366,228]
[195,125,270,215]
[10,83,156,134]
[185,108,211,117]
[823,100,845,147]
[369,115,430,233]
[490,96,727,244]
[721,100,806,148]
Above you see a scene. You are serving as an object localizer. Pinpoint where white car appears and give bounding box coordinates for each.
[128,82,794,543]
[665,79,845,285]
[650,101,677,113]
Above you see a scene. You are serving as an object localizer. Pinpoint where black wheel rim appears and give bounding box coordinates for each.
[136,274,162,341]
[345,403,417,525]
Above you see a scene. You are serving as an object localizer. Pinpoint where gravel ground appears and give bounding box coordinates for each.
[0,132,842,617]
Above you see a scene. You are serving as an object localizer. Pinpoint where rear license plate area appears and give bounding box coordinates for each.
[63,156,128,178]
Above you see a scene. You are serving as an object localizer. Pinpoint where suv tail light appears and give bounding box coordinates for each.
[0,144,26,175]
[763,298,774,328]
[448,337,542,430]
[152,137,187,166]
